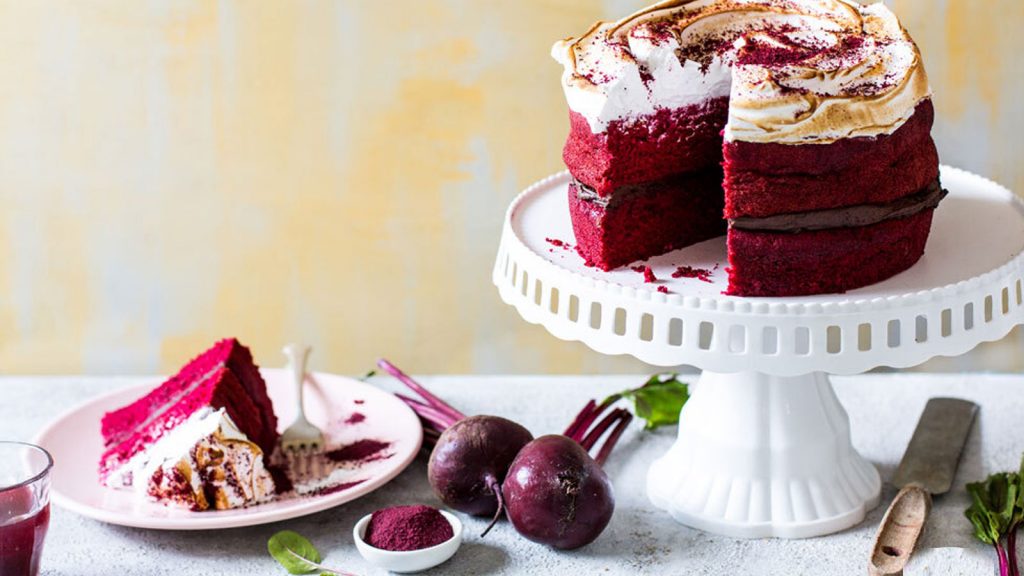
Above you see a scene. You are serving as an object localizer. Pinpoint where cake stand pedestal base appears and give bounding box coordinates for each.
[646,371,881,539]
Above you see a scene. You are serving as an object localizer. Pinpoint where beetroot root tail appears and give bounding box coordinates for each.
[480,475,505,538]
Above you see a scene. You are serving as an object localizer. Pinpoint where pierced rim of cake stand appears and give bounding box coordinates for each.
[492,166,1024,538]
[492,165,1024,375]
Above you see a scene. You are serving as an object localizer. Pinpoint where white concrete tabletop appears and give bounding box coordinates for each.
[2,373,1021,575]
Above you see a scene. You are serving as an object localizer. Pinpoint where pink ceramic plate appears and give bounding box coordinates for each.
[33,369,423,530]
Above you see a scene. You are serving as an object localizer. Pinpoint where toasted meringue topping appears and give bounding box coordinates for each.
[552,0,931,143]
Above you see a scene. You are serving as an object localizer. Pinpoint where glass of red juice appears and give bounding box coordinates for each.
[0,442,53,576]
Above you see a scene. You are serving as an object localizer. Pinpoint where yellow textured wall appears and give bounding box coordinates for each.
[0,1,1021,375]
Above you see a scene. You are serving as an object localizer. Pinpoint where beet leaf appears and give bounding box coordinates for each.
[965,469,1021,576]
[601,373,689,431]
[1010,456,1024,576]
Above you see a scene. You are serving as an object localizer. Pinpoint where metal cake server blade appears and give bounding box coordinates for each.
[868,397,978,576]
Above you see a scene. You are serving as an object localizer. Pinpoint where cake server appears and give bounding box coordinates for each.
[868,397,978,576]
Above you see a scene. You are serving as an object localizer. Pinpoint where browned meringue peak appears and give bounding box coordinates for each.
[552,0,932,144]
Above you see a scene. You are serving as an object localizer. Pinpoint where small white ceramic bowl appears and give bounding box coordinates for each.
[353,509,462,573]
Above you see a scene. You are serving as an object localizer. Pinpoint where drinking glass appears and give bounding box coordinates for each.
[0,442,53,576]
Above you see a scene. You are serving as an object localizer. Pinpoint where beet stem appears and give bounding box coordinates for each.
[570,398,616,444]
[403,403,453,432]
[999,542,1011,576]
[421,432,439,449]
[397,393,458,429]
[377,359,466,421]
[396,392,431,409]
[1009,527,1020,576]
[595,411,633,467]
[563,399,596,438]
[480,474,505,538]
[416,416,448,436]
[580,408,627,452]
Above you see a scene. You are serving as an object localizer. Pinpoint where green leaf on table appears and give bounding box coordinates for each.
[603,373,689,431]
[266,531,356,576]
[267,531,323,574]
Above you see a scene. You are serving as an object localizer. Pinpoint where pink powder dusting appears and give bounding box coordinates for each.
[310,479,366,497]
[326,439,392,463]
[345,412,366,425]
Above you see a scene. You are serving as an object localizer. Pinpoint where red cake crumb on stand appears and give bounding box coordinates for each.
[672,265,716,283]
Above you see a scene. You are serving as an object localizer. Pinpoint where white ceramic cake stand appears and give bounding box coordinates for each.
[492,166,1024,538]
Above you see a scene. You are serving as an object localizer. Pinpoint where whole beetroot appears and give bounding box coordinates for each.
[502,434,615,550]
[378,360,534,536]
[379,358,641,545]
[428,415,534,520]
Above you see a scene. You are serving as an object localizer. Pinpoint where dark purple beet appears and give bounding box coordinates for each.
[502,434,614,550]
[427,415,534,521]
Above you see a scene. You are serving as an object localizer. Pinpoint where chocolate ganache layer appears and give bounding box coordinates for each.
[574,177,946,234]
[729,179,946,233]
[572,168,725,209]
[573,180,612,208]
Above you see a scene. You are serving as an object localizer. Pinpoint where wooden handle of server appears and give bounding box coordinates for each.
[868,484,932,576]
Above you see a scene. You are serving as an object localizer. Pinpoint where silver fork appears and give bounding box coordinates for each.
[280,344,324,454]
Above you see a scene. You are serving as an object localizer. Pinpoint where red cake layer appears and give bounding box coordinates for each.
[723,100,938,218]
[98,338,278,484]
[569,169,725,270]
[726,208,934,297]
[564,97,728,196]
[101,341,237,446]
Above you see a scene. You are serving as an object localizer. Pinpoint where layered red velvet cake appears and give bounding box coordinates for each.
[553,0,944,296]
[99,338,280,510]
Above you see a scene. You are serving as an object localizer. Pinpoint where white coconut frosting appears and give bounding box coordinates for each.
[552,0,931,144]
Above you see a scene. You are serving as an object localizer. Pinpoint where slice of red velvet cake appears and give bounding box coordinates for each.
[99,338,280,511]
[553,0,944,296]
